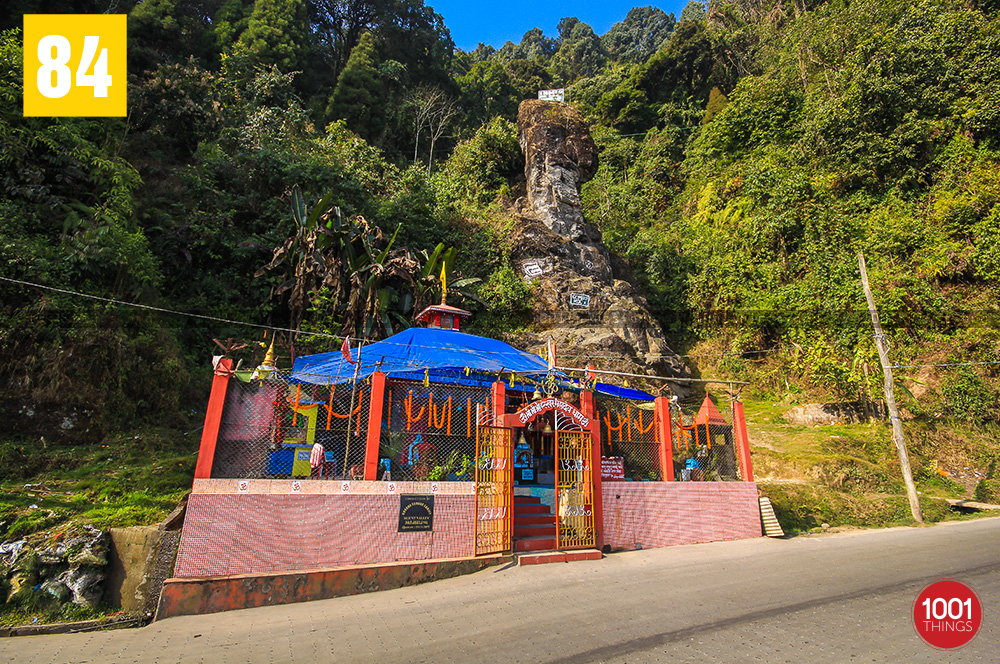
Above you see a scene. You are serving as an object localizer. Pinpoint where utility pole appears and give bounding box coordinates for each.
[858,252,923,523]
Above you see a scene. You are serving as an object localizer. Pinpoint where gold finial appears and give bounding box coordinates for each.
[440,263,448,305]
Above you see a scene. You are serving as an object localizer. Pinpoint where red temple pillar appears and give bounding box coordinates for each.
[654,396,675,481]
[732,401,754,481]
[491,379,506,426]
[580,389,603,549]
[194,358,233,479]
[363,371,387,480]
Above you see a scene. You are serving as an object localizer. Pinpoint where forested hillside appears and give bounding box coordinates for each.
[3,0,1000,538]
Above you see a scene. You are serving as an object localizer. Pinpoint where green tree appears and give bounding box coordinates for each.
[325,32,385,141]
[212,0,254,55]
[601,6,676,64]
[549,17,606,85]
[236,0,309,72]
[679,0,707,23]
[456,60,519,132]
[128,0,214,73]
[434,117,523,209]
[496,27,556,62]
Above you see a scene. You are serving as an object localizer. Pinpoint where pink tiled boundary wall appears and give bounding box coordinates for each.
[602,482,761,550]
[175,480,475,577]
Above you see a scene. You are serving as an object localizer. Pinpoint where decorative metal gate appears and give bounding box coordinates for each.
[475,426,512,555]
[555,430,595,549]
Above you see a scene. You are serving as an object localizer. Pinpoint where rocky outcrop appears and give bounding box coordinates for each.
[784,402,887,426]
[1,526,109,610]
[519,101,600,243]
[512,100,688,384]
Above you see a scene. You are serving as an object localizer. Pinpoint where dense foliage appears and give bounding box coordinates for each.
[3,0,1000,439]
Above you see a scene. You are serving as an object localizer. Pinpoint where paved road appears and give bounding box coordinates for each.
[4,517,999,663]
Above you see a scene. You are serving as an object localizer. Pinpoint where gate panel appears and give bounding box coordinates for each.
[555,430,595,549]
[475,426,512,555]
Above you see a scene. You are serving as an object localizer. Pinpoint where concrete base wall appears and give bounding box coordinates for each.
[157,555,511,620]
[106,526,163,611]
[175,480,476,577]
[602,482,761,550]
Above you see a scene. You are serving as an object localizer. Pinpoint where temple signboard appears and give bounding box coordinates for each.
[398,495,434,532]
[514,398,589,429]
[538,88,565,102]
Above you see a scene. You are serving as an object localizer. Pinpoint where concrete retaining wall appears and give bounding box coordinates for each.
[602,482,761,550]
[156,555,510,620]
[174,480,476,578]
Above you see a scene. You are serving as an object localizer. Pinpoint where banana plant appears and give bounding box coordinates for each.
[258,185,459,339]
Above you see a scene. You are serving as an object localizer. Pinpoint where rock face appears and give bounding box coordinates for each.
[784,402,887,426]
[512,100,688,384]
[1,526,109,610]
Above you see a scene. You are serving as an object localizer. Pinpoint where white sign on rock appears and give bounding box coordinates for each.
[570,293,591,308]
[538,88,565,102]
[522,261,544,277]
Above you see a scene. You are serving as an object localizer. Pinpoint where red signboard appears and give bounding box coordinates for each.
[513,397,590,428]
[601,456,624,480]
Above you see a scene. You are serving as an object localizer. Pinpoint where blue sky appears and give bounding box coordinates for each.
[428,2,691,52]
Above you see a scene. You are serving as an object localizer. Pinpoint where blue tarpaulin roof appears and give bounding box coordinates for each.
[291,328,656,402]
[291,328,551,385]
[595,382,656,402]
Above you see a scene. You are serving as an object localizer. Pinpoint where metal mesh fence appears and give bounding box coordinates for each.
[596,396,662,481]
[211,370,371,480]
[378,379,493,482]
[671,396,742,482]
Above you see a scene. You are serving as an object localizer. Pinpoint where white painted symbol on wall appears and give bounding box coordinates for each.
[237,480,250,494]
[291,480,302,493]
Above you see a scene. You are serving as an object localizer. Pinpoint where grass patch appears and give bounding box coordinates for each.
[0,426,197,542]
[759,482,953,532]
[0,601,124,628]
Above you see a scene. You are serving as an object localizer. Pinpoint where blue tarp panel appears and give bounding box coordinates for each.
[291,328,551,385]
[594,382,655,402]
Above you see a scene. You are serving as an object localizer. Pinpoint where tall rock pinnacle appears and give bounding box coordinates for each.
[511,100,689,384]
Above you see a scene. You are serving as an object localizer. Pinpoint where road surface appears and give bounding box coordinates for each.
[3,517,999,663]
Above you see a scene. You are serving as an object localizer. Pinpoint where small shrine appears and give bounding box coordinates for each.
[413,267,472,331]
[167,282,761,608]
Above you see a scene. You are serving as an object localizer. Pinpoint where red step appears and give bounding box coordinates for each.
[513,504,551,515]
[518,549,603,566]
[514,514,554,526]
[514,522,556,538]
[515,535,557,552]
[514,495,542,505]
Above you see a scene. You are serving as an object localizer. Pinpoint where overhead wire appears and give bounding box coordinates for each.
[9,276,995,373]
[0,275,342,341]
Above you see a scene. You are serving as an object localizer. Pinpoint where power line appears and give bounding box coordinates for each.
[0,275,341,341]
[557,348,783,360]
[891,360,1000,369]
[556,365,749,386]
[10,275,995,372]
[0,276,563,363]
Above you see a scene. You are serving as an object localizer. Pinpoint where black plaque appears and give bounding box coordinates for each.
[398,494,434,532]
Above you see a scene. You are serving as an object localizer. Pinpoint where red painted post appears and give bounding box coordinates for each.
[363,371,387,480]
[194,357,233,479]
[579,389,603,549]
[654,396,675,481]
[732,401,754,481]
[491,379,506,426]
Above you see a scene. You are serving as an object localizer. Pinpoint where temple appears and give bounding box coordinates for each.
[168,304,761,599]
